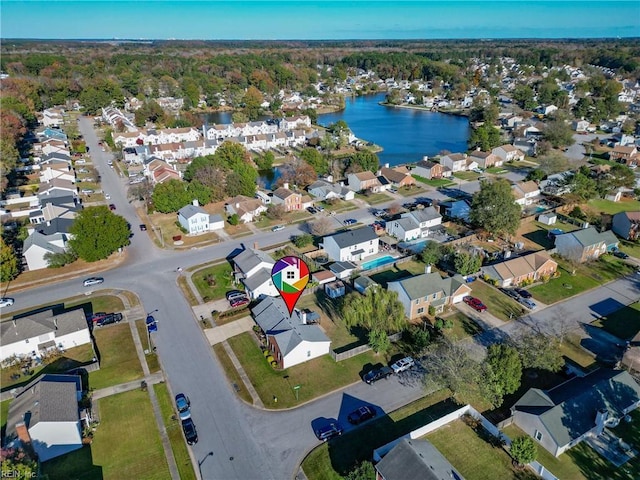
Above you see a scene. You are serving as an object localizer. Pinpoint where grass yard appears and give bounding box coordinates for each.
[192,262,234,302]
[486,167,508,174]
[453,171,481,181]
[587,198,640,215]
[592,302,640,341]
[67,295,125,315]
[395,184,426,197]
[436,311,483,340]
[469,280,523,322]
[299,294,364,350]
[302,390,456,480]
[212,344,254,404]
[227,332,390,408]
[618,239,640,259]
[135,319,161,373]
[427,420,538,480]
[153,383,197,480]
[529,256,634,304]
[89,323,144,390]
[148,212,220,248]
[517,220,580,250]
[356,192,392,205]
[1,399,10,431]
[42,389,170,480]
[413,175,455,187]
[367,260,427,288]
[559,334,598,370]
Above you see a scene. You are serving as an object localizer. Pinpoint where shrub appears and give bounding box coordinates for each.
[227,214,240,225]
[266,355,274,364]
[510,436,537,466]
[293,233,313,248]
[428,305,436,316]
[434,318,444,330]
[444,319,454,329]
[175,221,188,234]
[263,349,270,357]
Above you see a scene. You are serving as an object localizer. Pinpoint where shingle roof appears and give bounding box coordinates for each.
[23,231,67,254]
[561,227,612,247]
[325,227,378,249]
[389,272,468,300]
[242,267,273,290]
[233,248,274,275]
[408,207,441,223]
[483,252,556,283]
[0,309,88,349]
[178,204,207,220]
[329,261,357,274]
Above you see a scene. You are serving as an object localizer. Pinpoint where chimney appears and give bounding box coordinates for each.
[595,409,608,436]
[15,422,31,445]
[301,311,307,324]
[425,264,432,274]
[283,182,289,190]
[192,199,199,207]
[384,163,390,169]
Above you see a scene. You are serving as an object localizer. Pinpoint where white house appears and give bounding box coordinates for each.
[347,171,382,192]
[440,153,468,172]
[512,181,541,206]
[232,248,279,299]
[492,144,525,162]
[41,108,64,128]
[0,309,91,362]
[321,227,379,262]
[307,180,355,201]
[387,208,442,241]
[572,119,590,132]
[22,231,70,271]
[4,374,85,462]
[177,202,224,235]
[225,195,268,223]
[251,296,330,369]
[39,163,75,184]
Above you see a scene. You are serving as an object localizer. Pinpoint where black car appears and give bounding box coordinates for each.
[514,288,532,299]
[139,224,147,231]
[363,366,394,384]
[613,250,629,259]
[347,406,377,425]
[95,313,123,327]
[307,206,318,214]
[500,288,520,300]
[314,422,343,441]
[182,418,198,445]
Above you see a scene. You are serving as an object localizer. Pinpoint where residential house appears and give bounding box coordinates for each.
[375,438,465,480]
[41,108,65,128]
[609,145,639,167]
[379,167,416,188]
[37,128,67,142]
[440,153,468,173]
[513,137,537,157]
[481,252,558,288]
[4,374,85,462]
[554,227,619,263]
[376,174,392,192]
[232,248,279,299]
[388,272,471,319]
[492,144,525,162]
[329,261,358,280]
[307,179,355,201]
[512,181,541,206]
[37,178,77,198]
[22,231,70,271]
[512,369,640,457]
[469,150,502,169]
[225,195,268,223]
[29,194,79,226]
[540,171,573,196]
[612,211,640,240]
[272,183,303,212]
[177,202,224,235]
[412,160,451,180]
[39,162,75,184]
[572,119,590,132]
[439,199,471,222]
[353,276,379,294]
[251,296,330,369]
[347,171,382,192]
[311,270,336,285]
[321,227,379,262]
[0,309,91,362]
[536,104,558,116]
[386,208,442,241]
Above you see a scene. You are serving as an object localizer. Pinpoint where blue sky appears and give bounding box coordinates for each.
[1,1,639,40]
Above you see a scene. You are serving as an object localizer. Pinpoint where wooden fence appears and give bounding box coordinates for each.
[331,332,402,362]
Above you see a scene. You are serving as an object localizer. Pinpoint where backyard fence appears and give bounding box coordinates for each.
[361,254,414,276]
[331,331,402,362]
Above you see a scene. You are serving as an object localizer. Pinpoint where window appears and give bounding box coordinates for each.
[432,293,437,299]
[307,351,311,357]
[286,271,295,279]
[534,430,543,441]
[417,307,424,314]
[369,240,373,245]
[415,299,419,305]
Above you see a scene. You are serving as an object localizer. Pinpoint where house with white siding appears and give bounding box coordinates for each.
[321,227,379,262]
[492,144,525,162]
[440,153,468,172]
[232,248,279,299]
[177,202,224,235]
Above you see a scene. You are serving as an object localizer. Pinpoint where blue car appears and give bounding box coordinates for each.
[175,393,191,420]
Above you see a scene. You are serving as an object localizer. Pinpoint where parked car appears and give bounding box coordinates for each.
[514,288,532,299]
[363,366,394,384]
[230,298,249,308]
[139,224,147,231]
[500,288,520,300]
[181,418,198,445]
[272,225,285,232]
[518,297,537,310]
[90,312,108,323]
[316,205,325,212]
[613,250,629,259]
[389,187,398,194]
[343,218,357,226]
[226,290,246,301]
[95,313,123,327]
[228,293,248,303]
[391,356,415,374]
[463,296,487,312]
[373,210,386,217]
[307,206,318,214]
[105,193,111,200]
[175,393,191,420]
[109,204,116,211]
[0,298,15,308]
[80,189,94,195]
[347,406,377,425]
[314,422,343,441]
[83,277,104,287]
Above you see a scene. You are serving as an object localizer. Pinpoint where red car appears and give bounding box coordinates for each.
[230,298,249,308]
[463,296,487,312]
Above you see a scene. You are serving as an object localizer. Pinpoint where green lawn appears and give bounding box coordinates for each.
[486,167,508,174]
[302,390,456,479]
[317,199,358,213]
[367,260,427,288]
[212,343,254,404]
[453,171,481,181]
[89,323,144,390]
[4,294,125,324]
[356,192,392,205]
[227,332,390,408]
[592,302,640,340]
[427,420,538,480]
[413,175,455,187]
[396,184,426,197]
[618,239,640,259]
[192,262,234,302]
[153,383,197,480]
[135,319,161,373]
[437,311,483,340]
[469,280,523,322]
[529,256,635,304]
[588,198,640,215]
[1,399,10,431]
[42,389,170,480]
[67,295,125,315]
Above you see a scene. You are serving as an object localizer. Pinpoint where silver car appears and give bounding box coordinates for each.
[83,277,104,287]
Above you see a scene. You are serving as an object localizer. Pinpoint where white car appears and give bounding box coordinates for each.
[83,277,104,287]
[0,298,15,308]
[391,356,415,374]
[80,189,94,195]
[272,225,285,232]
[105,193,111,200]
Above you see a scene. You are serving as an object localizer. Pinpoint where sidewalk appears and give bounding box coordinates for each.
[204,316,254,345]
[220,340,264,408]
[92,371,165,400]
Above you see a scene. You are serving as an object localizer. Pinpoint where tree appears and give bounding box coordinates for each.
[0,238,19,282]
[419,240,443,266]
[512,85,536,110]
[68,206,130,262]
[542,114,575,149]
[226,163,257,197]
[243,85,264,120]
[342,288,406,334]
[255,151,275,171]
[151,179,191,213]
[349,150,380,173]
[514,332,564,372]
[453,251,482,276]
[299,147,329,175]
[227,214,240,225]
[345,461,375,480]
[470,179,521,237]
[368,328,391,354]
[526,169,545,182]
[186,180,213,206]
[266,204,286,220]
[510,436,537,467]
[538,152,570,175]
[292,234,313,248]
[469,123,502,151]
[403,325,430,355]
[309,217,334,236]
[44,249,78,268]
[278,158,317,189]
[483,344,522,408]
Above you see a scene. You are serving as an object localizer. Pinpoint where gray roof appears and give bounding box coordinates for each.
[23,231,67,255]
[1,309,88,347]
[329,261,357,274]
[560,227,615,247]
[308,180,350,197]
[409,206,441,223]
[242,267,273,291]
[393,217,419,231]
[34,218,74,236]
[514,369,640,448]
[209,213,223,224]
[5,374,81,440]
[375,438,465,480]
[251,296,330,356]
[325,226,378,249]
[389,272,467,300]
[354,276,378,291]
[233,248,274,275]
[178,204,208,220]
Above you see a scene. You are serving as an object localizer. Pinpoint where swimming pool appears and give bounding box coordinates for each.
[361,255,397,271]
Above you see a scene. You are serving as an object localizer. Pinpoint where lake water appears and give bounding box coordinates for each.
[319,93,470,166]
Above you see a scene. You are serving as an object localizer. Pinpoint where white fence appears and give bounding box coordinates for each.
[372,404,559,480]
